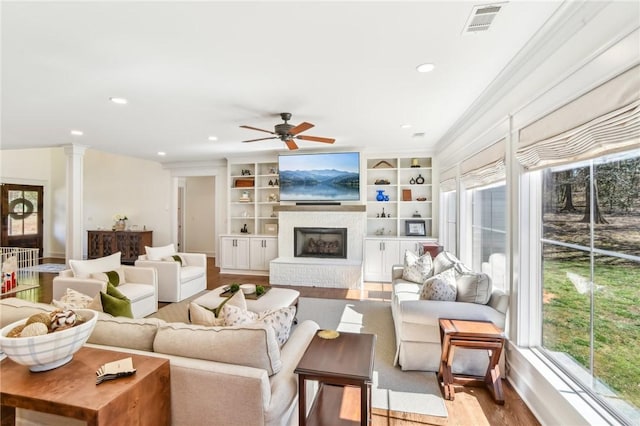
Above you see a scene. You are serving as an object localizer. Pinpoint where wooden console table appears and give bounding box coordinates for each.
[0,346,170,425]
[295,331,376,426]
[88,230,152,264]
[438,318,505,404]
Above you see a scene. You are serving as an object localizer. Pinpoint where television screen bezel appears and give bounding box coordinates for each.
[277,151,361,203]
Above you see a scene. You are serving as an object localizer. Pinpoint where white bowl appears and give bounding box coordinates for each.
[0,309,98,372]
[240,284,256,294]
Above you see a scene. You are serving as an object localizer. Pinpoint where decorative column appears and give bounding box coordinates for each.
[63,144,87,263]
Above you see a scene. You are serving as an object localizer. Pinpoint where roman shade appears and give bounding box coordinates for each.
[460,139,506,189]
[517,65,640,170]
[439,166,457,192]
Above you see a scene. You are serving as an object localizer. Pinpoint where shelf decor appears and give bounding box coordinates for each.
[405,220,426,236]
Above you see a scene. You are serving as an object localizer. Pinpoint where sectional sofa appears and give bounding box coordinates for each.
[0,298,319,426]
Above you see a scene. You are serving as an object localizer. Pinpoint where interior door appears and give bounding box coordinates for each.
[1,184,44,258]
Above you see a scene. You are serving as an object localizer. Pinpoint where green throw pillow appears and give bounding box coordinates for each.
[100,282,133,318]
[105,270,121,286]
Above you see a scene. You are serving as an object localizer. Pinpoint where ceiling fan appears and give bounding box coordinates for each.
[240,112,335,150]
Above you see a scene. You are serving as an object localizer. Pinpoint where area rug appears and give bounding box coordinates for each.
[149,294,448,420]
[20,263,67,273]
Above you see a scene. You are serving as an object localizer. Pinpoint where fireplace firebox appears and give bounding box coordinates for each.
[294,227,347,259]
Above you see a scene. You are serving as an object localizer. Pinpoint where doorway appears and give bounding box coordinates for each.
[1,184,44,258]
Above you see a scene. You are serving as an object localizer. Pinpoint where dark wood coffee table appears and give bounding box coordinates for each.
[1,346,170,425]
[295,331,376,426]
[438,318,505,404]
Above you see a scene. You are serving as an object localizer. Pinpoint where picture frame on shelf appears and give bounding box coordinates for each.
[263,223,278,235]
[402,189,412,201]
[405,220,426,236]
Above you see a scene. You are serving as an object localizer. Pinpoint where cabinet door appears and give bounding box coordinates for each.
[220,237,251,270]
[364,239,399,282]
[249,237,278,271]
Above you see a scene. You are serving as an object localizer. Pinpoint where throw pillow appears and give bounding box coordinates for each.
[188,290,247,326]
[87,293,104,312]
[221,304,296,346]
[145,244,176,261]
[162,254,184,265]
[401,250,433,284]
[456,271,492,304]
[69,252,122,278]
[52,287,95,310]
[91,267,126,286]
[420,268,457,301]
[100,282,133,318]
[432,251,461,275]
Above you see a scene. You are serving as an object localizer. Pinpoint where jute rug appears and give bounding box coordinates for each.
[149,294,448,420]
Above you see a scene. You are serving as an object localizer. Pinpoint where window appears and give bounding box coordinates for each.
[540,150,640,421]
[441,190,457,256]
[7,189,39,236]
[471,184,506,290]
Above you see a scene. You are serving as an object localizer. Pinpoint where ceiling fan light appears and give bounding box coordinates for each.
[416,63,435,73]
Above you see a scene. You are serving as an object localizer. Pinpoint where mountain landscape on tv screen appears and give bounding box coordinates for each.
[280,169,360,200]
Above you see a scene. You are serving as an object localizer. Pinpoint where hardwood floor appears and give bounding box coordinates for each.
[16,257,539,426]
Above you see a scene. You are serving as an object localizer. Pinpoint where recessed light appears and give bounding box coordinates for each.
[70,130,83,136]
[208,136,218,141]
[157,151,166,156]
[109,97,128,104]
[412,132,426,138]
[400,124,412,129]
[416,63,435,73]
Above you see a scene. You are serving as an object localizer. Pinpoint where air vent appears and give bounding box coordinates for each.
[412,132,426,138]
[463,3,505,33]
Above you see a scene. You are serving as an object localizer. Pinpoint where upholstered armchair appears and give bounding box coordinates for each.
[134,244,207,303]
[52,252,158,318]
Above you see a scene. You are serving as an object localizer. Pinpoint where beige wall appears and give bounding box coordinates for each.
[184,176,215,256]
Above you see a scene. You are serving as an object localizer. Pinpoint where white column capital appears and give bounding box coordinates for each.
[63,144,88,157]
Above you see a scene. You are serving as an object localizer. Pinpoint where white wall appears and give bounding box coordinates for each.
[184,176,215,256]
[83,149,173,254]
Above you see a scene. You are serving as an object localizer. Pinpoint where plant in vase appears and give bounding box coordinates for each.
[113,214,128,231]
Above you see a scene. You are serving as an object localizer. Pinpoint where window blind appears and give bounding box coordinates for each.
[517,65,640,170]
[439,166,457,192]
[460,138,506,189]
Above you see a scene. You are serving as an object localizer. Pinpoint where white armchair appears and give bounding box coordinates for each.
[52,252,158,318]
[135,252,207,302]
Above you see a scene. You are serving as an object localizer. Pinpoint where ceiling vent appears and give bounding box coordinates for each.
[463,3,505,33]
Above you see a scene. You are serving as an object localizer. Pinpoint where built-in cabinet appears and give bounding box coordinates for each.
[219,235,276,275]
[363,237,437,282]
[365,156,433,237]
[87,230,153,265]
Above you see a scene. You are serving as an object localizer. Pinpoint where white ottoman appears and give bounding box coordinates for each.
[192,286,300,313]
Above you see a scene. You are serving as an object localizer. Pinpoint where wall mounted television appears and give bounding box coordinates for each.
[278,152,360,203]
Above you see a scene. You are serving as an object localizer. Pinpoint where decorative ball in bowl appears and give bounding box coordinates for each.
[0,309,98,372]
[240,283,256,294]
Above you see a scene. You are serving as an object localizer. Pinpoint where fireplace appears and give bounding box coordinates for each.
[294,227,347,259]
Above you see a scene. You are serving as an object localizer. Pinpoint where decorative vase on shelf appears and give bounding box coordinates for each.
[376,190,386,201]
[115,220,126,231]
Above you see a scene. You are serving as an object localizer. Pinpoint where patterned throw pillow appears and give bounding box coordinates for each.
[401,250,433,284]
[221,304,297,346]
[419,268,457,301]
[432,251,461,275]
[52,288,95,310]
[188,290,247,326]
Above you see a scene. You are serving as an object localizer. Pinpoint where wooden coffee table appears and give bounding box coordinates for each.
[0,346,170,425]
[438,318,505,404]
[295,331,376,426]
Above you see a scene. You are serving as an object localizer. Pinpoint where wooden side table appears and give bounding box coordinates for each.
[438,319,505,404]
[1,346,170,425]
[295,331,376,426]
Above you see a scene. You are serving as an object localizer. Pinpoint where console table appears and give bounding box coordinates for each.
[0,346,170,425]
[88,230,152,264]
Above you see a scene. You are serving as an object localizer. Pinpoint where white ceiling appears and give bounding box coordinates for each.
[1,1,565,163]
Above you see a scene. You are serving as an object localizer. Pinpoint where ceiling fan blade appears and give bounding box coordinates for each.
[242,137,278,143]
[239,125,276,135]
[289,121,314,135]
[285,140,299,150]
[296,135,335,144]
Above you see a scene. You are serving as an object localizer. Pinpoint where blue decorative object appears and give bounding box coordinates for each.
[384,195,389,201]
[376,190,385,201]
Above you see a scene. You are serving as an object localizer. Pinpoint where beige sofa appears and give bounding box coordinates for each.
[391,262,509,376]
[0,298,319,426]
